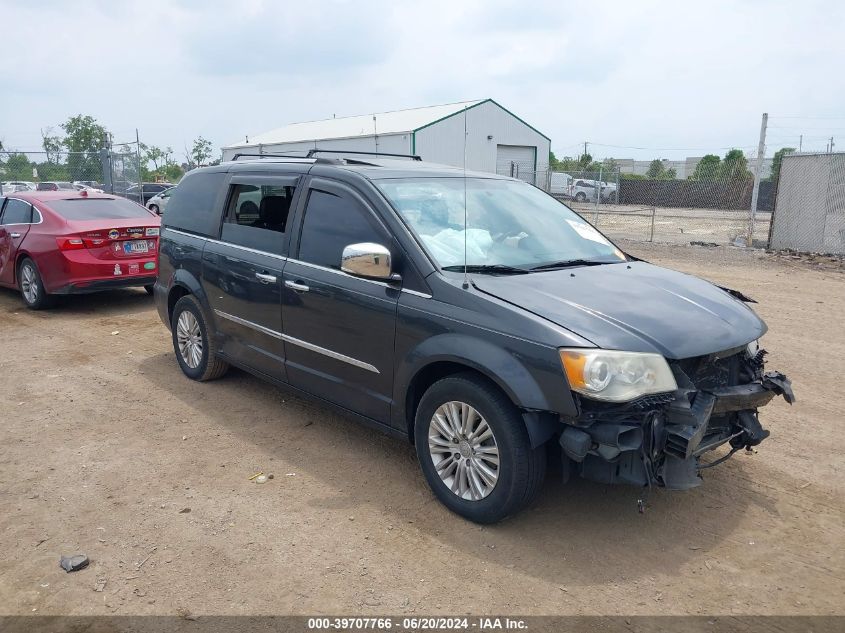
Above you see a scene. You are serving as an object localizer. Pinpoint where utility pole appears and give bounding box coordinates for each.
[830,137,835,153]
[799,135,802,152]
[584,141,588,158]
[748,112,768,245]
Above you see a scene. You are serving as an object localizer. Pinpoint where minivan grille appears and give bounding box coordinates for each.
[673,351,741,390]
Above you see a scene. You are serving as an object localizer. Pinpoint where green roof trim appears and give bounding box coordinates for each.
[411,98,551,142]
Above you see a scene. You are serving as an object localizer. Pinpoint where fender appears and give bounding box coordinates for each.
[160,268,211,328]
[394,333,578,440]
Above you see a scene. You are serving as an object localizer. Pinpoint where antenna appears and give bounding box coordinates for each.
[462,105,469,289]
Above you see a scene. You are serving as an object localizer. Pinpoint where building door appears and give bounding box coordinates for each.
[496,145,537,184]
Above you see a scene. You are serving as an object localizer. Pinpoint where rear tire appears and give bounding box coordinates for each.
[171,295,229,381]
[149,204,159,214]
[18,258,52,310]
[144,284,154,296]
[575,192,587,202]
[414,373,546,523]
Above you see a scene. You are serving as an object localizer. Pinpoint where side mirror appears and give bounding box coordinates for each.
[341,242,400,281]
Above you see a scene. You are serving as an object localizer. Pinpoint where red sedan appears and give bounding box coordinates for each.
[0,190,161,309]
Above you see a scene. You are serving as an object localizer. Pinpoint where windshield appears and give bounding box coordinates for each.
[376,177,626,269]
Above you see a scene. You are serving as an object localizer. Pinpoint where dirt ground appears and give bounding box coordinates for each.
[568,202,772,246]
[1,243,843,617]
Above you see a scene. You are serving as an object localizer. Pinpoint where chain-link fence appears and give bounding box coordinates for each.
[493,158,776,248]
[0,149,144,204]
[770,152,845,255]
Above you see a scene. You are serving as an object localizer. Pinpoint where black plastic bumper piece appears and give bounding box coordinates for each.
[52,276,156,295]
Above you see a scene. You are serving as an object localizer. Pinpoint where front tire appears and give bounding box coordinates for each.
[414,373,546,523]
[575,192,587,202]
[18,258,52,310]
[171,295,229,381]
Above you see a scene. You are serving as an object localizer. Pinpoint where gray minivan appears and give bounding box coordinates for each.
[154,151,793,523]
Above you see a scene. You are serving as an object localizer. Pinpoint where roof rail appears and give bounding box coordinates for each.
[306,148,422,161]
[231,152,317,161]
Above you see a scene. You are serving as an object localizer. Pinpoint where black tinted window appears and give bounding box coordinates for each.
[1,198,32,224]
[163,171,226,237]
[219,183,296,255]
[49,198,153,220]
[298,189,384,269]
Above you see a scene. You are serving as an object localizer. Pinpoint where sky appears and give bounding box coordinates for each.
[1,0,844,162]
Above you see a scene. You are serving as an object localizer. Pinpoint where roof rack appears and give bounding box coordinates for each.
[306,148,422,161]
[231,152,319,161]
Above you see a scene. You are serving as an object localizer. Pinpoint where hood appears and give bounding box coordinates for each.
[472,261,766,359]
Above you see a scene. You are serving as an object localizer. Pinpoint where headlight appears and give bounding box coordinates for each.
[559,349,677,402]
[746,339,760,357]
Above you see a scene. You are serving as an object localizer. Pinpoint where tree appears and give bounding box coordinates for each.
[719,149,749,181]
[60,114,109,181]
[769,147,796,183]
[602,158,619,173]
[41,127,64,164]
[61,115,108,154]
[1,153,35,180]
[645,159,677,180]
[690,154,721,181]
[646,159,664,178]
[141,143,167,171]
[189,136,213,168]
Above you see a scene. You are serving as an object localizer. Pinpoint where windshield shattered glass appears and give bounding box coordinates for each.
[376,178,626,269]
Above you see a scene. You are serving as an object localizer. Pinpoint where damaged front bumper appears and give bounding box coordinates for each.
[559,346,794,490]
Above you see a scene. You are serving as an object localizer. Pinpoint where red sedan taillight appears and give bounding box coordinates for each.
[56,236,85,250]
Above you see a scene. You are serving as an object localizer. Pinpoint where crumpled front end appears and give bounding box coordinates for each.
[558,344,794,490]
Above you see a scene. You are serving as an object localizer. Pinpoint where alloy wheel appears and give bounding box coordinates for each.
[20,264,38,304]
[176,311,203,369]
[428,401,500,501]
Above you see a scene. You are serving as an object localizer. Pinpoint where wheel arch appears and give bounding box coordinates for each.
[14,249,35,286]
[396,334,567,446]
[166,268,208,326]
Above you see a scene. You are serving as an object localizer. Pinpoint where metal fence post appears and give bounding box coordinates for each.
[99,148,113,193]
[135,129,143,205]
[649,207,656,242]
[593,165,603,225]
[749,112,768,244]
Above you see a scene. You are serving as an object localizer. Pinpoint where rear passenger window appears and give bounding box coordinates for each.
[1,199,33,224]
[220,182,296,255]
[163,171,226,237]
[297,189,385,269]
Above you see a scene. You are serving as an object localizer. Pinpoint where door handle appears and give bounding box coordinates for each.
[10,232,21,238]
[255,272,277,284]
[284,280,310,292]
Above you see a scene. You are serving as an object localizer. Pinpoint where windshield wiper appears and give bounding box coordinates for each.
[529,259,617,271]
[441,264,529,275]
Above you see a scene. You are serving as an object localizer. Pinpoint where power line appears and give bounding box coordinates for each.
[588,141,758,152]
[769,115,845,119]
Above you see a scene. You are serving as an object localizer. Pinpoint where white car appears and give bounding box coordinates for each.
[1,181,36,193]
[73,183,104,193]
[147,186,175,215]
[570,179,617,203]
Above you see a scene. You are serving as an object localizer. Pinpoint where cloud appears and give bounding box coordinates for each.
[1,0,843,159]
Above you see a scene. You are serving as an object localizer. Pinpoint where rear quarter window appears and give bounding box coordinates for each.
[48,198,155,220]
[163,172,226,237]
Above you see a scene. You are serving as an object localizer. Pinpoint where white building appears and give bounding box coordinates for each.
[221,99,551,185]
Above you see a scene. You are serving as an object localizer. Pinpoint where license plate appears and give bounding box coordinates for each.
[123,240,149,254]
